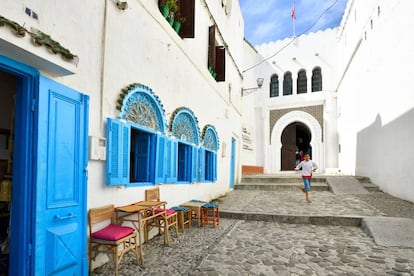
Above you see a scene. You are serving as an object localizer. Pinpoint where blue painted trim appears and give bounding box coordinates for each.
[127,181,156,187]
[106,118,131,185]
[230,137,236,189]
[0,55,38,276]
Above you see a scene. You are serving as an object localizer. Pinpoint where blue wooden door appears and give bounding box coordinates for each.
[230,137,236,188]
[34,76,89,275]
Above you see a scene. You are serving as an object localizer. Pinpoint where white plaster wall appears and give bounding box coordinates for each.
[0,0,245,208]
[240,40,259,166]
[95,0,245,207]
[337,0,414,202]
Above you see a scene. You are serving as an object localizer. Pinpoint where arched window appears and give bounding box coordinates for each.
[269,74,279,97]
[170,107,201,183]
[297,69,307,94]
[283,72,292,95]
[107,84,169,186]
[200,125,219,182]
[311,67,322,92]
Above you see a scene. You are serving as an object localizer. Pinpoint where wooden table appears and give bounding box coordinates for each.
[179,201,206,227]
[115,200,167,264]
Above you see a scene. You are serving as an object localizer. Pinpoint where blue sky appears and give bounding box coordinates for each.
[239,0,348,46]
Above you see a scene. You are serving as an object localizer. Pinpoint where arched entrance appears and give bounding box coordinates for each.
[281,122,311,170]
[268,110,323,173]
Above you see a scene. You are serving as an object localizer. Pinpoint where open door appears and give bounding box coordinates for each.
[34,76,89,275]
[281,123,296,170]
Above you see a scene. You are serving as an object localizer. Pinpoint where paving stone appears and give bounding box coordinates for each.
[369,255,386,259]
[393,266,411,273]
[396,258,410,263]
[91,184,414,276]
[366,258,386,264]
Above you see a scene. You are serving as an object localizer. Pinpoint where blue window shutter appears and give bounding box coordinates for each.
[106,118,130,185]
[198,148,205,182]
[155,135,166,184]
[191,146,198,183]
[166,138,178,183]
[213,152,218,181]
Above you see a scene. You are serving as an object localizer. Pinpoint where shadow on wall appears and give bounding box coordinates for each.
[355,108,414,201]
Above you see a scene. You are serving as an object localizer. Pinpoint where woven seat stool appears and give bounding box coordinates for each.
[180,200,207,227]
[200,203,219,228]
[171,206,192,232]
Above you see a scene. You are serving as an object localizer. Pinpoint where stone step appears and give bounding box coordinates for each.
[355,176,371,183]
[355,176,382,192]
[235,182,329,191]
[241,175,327,184]
[361,182,381,192]
[219,210,362,226]
[354,176,381,192]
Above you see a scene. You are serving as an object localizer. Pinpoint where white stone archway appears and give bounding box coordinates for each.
[267,111,324,173]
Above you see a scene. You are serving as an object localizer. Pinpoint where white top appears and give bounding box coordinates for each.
[296,160,318,177]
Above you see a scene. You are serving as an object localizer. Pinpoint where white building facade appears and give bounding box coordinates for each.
[0,0,245,274]
[243,28,340,174]
[243,0,414,203]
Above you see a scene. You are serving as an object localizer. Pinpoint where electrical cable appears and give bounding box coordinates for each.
[242,0,339,73]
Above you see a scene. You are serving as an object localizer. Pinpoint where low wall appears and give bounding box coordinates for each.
[242,165,264,175]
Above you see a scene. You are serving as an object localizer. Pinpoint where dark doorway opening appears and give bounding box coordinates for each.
[0,70,17,276]
[281,122,311,170]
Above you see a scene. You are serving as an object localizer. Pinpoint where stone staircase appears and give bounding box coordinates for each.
[355,176,381,192]
[236,174,380,193]
[237,174,329,192]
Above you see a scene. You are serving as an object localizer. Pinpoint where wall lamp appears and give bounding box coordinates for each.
[242,77,264,96]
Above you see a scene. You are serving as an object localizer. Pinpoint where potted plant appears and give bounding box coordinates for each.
[172,12,185,34]
[166,0,178,25]
[159,4,169,18]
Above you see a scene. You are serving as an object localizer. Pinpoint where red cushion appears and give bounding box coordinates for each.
[91,224,134,241]
[155,208,176,216]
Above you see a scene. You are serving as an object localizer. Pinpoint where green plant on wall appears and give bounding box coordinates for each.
[166,0,178,18]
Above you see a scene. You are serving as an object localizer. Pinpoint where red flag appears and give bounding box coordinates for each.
[291,2,296,20]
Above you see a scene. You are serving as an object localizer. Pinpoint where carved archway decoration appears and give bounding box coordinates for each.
[170,107,200,144]
[202,125,219,151]
[117,83,167,133]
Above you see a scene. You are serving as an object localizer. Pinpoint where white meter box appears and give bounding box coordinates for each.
[88,136,106,160]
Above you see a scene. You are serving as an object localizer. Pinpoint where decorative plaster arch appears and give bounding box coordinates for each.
[170,107,201,145]
[118,83,167,133]
[202,125,219,151]
[268,110,324,173]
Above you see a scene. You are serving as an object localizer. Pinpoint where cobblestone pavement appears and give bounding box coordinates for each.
[91,190,414,275]
[216,191,388,217]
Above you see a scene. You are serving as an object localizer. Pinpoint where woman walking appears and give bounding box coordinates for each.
[295,153,318,203]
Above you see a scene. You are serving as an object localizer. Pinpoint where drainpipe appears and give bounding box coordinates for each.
[99,0,109,133]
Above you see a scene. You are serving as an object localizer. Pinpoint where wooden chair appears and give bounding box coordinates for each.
[88,204,139,276]
[145,187,179,244]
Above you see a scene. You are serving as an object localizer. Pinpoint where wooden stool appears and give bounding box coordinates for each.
[200,205,219,228]
[179,201,206,227]
[172,206,192,232]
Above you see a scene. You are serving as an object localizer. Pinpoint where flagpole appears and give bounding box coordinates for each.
[293,16,296,38]
[292,1,296,38]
